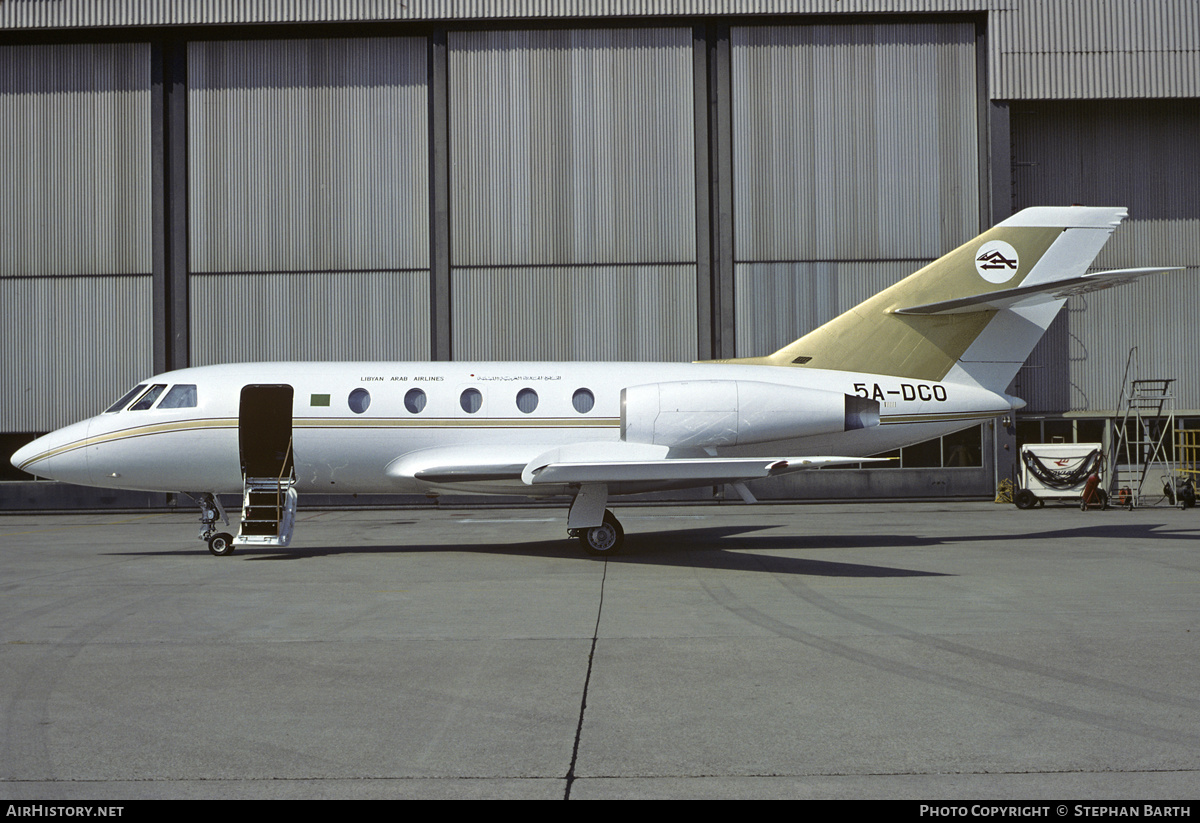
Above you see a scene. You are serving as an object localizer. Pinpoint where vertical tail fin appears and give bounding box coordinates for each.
[726,206,1130,392]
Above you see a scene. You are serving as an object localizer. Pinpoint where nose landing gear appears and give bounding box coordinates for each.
[188,492,235,556]
[206,531,236,556]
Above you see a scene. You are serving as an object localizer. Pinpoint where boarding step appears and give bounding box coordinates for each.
[234,478,298,547]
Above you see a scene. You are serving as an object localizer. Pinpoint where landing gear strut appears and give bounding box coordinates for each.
[566,484,625,556]
[189,492,234,556]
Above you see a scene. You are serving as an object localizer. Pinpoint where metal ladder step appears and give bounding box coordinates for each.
[234,476,298,546]
[1111,350,1179,508]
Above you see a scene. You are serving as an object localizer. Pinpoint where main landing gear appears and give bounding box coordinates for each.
[570,510,625,556]
[567,484,625,556]
[189,492,235,556]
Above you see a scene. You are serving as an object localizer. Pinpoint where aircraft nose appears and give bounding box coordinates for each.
[10,420,94,484]
[10,438,42,473]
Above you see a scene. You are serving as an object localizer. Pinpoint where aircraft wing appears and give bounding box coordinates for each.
[386,443,884,490]
[895,267,1183,316]
[521,455,876,486]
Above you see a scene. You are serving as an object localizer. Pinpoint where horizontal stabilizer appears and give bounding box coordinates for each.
[523,455,889,486]
[895,268,1183,316]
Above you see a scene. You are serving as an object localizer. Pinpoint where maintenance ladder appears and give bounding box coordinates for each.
[1110,351,1179,507]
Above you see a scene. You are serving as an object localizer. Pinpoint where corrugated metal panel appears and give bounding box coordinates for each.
[1011,309,1071,413]
[1067,269,1200,414]
[189,38,429,274]
[1,1,991,30]
[1098,220,1200,270]
[992,0,1200,99]
[732,23,979,263]
[1006,100,1199,414]
[452,264,697,361]
[1,276,153,432]
[0,43,151,277]
[1013,101,1200,265]
[994,52,1200,100]
[189,271,431,365]
[734,260,922,357]
[1019,268,1200,414]
[997,0,1200,52]
[449,28,696,267]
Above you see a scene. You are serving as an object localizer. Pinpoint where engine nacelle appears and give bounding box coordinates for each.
[620,380,878,449]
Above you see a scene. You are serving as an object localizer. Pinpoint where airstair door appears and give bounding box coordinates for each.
[236,385,298,547]
[239,384,294,479]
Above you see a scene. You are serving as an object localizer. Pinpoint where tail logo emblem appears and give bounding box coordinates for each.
[974,240,1021,284]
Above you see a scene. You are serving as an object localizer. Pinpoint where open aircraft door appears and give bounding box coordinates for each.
[239,384,294,480]
[216,384,298,554]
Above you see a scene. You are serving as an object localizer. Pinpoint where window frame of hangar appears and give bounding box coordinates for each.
[1016,415,1194,468]
[847,423,988,470]
[1015,417,1109,453]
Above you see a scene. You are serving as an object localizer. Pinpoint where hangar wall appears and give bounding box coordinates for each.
[730,22,980,356]
[448,28,699,361]
[1012,100,1200,415]
[0,43,154,433]
[187,37,433,365]
[1,16,987,430]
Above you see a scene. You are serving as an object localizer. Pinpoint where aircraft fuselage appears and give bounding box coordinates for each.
[14,360,1012,498]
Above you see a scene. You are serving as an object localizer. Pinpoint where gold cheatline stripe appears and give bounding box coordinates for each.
[18,416,620,469]
[292,417,619,429]
[18,417,239,467]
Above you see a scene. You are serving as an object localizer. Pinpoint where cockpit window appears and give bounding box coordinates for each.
[104,384,147,413]
[128,384,166,411]
[158,384,198,409]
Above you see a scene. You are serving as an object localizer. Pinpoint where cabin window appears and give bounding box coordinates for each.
[572,388,595,414]
[104,384,147,413]
[516,388,538,414]
[460,388,482,414]
[158,384,198,409]
[348,388,371,414]
[404,388,426,414]
[128,384,166,411]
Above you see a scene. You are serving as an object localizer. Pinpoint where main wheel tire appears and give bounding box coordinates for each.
[1014,490,1038,510]
[579,510,624,557]
[207,532,235,556]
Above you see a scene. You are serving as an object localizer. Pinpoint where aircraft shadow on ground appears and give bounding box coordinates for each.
[109,523,935,576]
[109,517,1200,577]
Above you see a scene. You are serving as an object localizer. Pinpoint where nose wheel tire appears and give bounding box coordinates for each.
[207,532,236,556]
[579,510,624,556]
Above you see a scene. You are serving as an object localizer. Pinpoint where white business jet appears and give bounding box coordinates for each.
[11,207,1177,556]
